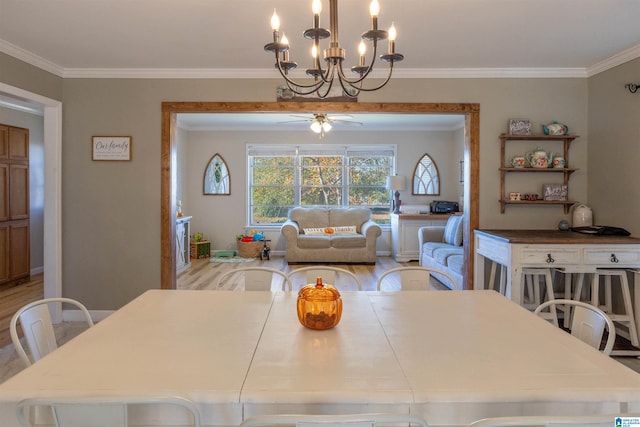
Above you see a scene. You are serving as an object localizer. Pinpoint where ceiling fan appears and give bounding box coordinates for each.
[279,113,362,138]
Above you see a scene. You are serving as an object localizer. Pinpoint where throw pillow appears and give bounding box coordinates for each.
[303,227,326,235]
[302,226,357,235]
[443,215,463,246]
[333,225,357,235]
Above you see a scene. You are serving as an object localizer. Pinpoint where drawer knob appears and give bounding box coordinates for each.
[546,253,555,263]
[610,253,619,263]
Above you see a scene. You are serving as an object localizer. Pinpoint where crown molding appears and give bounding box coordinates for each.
[0,39,64,77]
[586,43,640,77]
[61,67,588,79]
[2,38,639,80]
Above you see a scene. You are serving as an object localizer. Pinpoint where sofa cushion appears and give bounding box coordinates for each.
[296,235,331,249]
[433,246,464,266]
[422,242,456,258]
[443,215,463,246]
[290,208,329,232]
[447,254,464,274]
[330,235,366,249]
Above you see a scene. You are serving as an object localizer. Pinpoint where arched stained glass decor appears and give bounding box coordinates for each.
[204,153,230,195]
[412,153,440,195]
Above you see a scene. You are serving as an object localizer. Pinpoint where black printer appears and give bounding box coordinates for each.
[430,200,460,214]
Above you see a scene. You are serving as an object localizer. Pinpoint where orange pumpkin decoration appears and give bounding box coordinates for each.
[324,227,335,235]
[297,277,342,330]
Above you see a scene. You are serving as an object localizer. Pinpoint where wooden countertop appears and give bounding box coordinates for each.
[475,229,640,244]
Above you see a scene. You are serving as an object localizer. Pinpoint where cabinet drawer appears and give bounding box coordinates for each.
[584,249,640,265]
[521,248,581,265]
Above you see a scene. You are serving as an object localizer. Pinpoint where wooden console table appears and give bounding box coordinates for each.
[474,229,640,348]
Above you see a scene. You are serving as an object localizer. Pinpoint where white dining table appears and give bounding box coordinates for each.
[1,289,640,427]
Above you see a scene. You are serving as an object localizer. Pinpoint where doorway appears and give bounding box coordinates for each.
[161,101,480,290]
[0,83,63,319]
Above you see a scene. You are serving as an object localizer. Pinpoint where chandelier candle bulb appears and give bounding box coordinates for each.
[312,0,321,28]
[388,23,396,54]
[370,0,380,30]
[271,10,280,42]
[358,41,366,66]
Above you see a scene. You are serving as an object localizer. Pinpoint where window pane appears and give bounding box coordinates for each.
[301,187,342,205]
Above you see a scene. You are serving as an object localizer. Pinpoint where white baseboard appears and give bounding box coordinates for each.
[63,309,114,323]
[30,266,44,275]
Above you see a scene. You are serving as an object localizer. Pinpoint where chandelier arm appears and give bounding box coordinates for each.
[335,40,380,85]
[348,62,395,92]
[315,78,336,99]
[337,77,361,99]
[274,59,324,91]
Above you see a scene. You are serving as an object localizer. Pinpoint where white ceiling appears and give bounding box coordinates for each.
[1,0,640,77]
[2,0,639,130]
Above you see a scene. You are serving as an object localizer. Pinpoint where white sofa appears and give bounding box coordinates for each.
[418,214,464,290]
[281,207,381,264]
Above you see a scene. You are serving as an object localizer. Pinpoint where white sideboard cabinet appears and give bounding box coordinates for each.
[391,213,449,262]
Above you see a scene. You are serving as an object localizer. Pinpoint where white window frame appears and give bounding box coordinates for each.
[247,144,397,227]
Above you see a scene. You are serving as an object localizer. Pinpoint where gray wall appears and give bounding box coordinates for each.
[588,57,640,235]
[1,52,594,309]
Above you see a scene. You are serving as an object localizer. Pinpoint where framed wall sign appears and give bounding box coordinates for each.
[92,136,132,161]
[508,119,532,135]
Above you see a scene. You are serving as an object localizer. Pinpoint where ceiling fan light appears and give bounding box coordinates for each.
[322,122,332,132]
[310,120,322,133]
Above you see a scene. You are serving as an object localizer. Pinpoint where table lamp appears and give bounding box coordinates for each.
[386,175,406,214]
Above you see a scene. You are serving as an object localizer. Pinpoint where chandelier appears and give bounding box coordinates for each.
[264,0,404,99]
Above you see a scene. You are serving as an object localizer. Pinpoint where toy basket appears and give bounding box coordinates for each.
[237,240,263,258]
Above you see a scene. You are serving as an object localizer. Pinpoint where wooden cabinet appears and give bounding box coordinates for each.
[0,124,30,285]
[499,133,578,214]
[176,216,191,273]
[391,213,449,261]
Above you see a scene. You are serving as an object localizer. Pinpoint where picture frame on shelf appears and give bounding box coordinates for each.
[508,119,532,135]
[542,184,568,201]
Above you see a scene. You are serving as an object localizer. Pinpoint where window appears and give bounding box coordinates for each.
[248,144,396,226]
[412,153,440,195]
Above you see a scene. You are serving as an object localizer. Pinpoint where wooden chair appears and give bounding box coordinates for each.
[287,266,362,291]
[215,267,292,291]
[377,266,459,291]
[16,396,201,427]
[534,299,616,355]
[10,298,94,367]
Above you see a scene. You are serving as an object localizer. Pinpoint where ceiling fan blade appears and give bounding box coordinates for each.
[277,119,313,124]
[330,119,363,126]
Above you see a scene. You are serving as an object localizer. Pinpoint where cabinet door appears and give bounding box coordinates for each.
[0,224,9,283]
[9,164,29,219]
[0,164,8,221]
[8,127,29,160]
[0,125,8,160]
[10,220,29,280]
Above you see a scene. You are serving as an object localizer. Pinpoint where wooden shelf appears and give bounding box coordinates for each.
[499,167,578,173]
[499,199,577,212]
[499,134,579,214]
